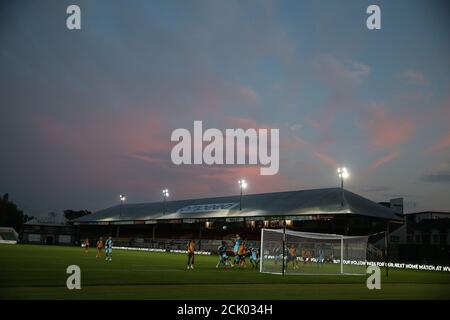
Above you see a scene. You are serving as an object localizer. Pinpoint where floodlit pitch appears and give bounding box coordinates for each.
[0,245,449,300]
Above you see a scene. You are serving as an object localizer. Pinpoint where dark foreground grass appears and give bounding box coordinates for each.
[0,244,449,299]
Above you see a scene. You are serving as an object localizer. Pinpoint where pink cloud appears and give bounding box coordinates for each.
[400,69,429,86]
[281,135,306,150]
[424,97,450,154]
[225,116,307,153]
[300,161,321,173]
[225,116,271,129]
[33,116,77,146]
[312,150,337,168]
[359,104,415,149]
[238,86,259,105]
[314,55,370,94]
[31,110,171,189]
[38,111,169,155]
[305,117,322,130]
[369,150,401,171]
[308,110,336,130]
[130,153,167,165]
[425,133,450,154]
[224,116,337,174]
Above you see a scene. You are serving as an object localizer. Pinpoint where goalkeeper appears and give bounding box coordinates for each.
[288,244,298,269]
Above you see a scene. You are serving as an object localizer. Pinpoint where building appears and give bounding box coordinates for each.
[22,217,76,245]
[0,227,19,244]
[387,211,450,264]
[71,187,403,251]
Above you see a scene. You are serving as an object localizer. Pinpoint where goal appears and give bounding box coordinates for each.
[259,228,369,275]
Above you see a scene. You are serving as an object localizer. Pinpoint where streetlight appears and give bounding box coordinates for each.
[162,188,169,215]
[238,179,247,211]
[337,167,349,206]
[119,194,126,217]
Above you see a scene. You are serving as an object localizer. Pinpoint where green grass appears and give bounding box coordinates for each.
[0,244,449,299]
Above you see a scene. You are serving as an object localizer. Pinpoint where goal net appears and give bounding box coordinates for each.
[260,228,369,275]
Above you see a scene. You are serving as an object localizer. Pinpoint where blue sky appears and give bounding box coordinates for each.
[0,0,449,216]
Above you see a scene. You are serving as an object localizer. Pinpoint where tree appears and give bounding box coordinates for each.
[23,214,34,224]
[0,193,32,232]
[63,209,91,221]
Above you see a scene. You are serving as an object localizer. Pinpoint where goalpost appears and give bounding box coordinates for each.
[260,228,369,275]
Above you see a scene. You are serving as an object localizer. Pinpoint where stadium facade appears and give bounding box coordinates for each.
[71,188,403,247]
[22,218,74,245]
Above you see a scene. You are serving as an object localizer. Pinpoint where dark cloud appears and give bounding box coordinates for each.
[420,171,450,184]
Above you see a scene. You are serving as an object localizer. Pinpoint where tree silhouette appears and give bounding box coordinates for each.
[0,193,31,233]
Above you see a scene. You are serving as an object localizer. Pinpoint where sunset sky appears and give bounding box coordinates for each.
[0,0,449,216]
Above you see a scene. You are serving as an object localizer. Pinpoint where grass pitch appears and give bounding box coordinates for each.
[0,244,449,300]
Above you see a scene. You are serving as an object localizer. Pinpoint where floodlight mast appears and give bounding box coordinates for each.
[337,167,349,207]
[119,194,126,218]
[162,188,169,215]
[238,179,247,211]
[116,194,127,238]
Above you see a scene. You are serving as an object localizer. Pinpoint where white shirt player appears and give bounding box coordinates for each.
[105,239,113,249]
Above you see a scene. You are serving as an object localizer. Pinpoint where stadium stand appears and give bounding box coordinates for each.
[0,227,19,244]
